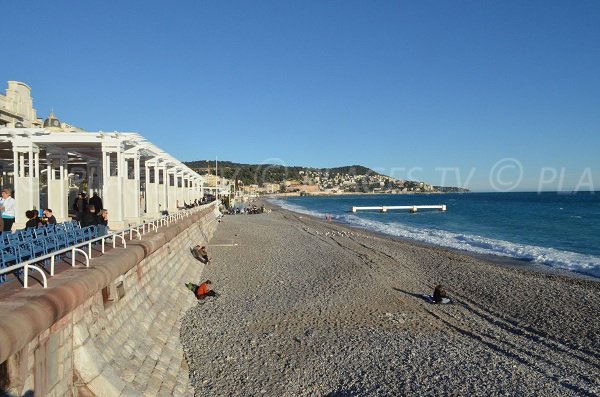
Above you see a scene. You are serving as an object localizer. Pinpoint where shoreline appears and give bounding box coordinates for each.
[266,196,600,281]
[181,202,600,396]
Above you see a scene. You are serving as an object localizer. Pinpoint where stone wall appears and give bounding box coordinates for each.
[0,202,220,396]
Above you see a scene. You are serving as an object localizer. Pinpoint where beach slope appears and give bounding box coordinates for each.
[181,206,599,396]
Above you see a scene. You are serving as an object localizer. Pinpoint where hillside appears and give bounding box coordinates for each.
[184,160,469,193]
[184,160,376,185]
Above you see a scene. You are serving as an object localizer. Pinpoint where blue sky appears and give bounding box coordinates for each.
[2,0,599,191]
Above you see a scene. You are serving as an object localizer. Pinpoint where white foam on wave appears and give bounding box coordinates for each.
[269,199,331,219]
[269,198,600,278]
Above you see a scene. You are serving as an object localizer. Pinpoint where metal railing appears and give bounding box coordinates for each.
[0,203,216,289]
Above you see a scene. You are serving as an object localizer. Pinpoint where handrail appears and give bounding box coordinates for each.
[0,201,218,289]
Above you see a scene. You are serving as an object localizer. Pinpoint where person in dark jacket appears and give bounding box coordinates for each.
[80,205,98,227]
[43,208,57,225]
[88,192,103,215]
[25,210,41,229]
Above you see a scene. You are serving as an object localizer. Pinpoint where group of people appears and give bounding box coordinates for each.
[72,192,109,228]
[187,244,217,299]
[0,188,110,233]
[24,208,57,229]
[225,205,266,215]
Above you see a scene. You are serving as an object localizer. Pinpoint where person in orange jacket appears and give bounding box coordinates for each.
[186,280,216,299]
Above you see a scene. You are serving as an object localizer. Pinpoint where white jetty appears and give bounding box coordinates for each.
[352,205,447,213]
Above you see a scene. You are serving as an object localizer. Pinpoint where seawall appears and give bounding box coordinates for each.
[0,202,221,396]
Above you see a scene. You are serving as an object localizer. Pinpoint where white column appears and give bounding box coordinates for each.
[167,167,178,212]
[102,139,126,230]
[123,153,141,224]
[144,160,159,218]
[46,151,69,222]
[12,141,40,229]
[158,164,168,214]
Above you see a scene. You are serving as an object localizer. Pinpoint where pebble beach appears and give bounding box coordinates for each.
[180,203,600,396]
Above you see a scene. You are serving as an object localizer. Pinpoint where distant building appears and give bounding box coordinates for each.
[0,81,85,132]
[0,81,41,128]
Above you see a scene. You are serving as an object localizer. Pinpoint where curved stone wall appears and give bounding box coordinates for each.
[0,202,220,396]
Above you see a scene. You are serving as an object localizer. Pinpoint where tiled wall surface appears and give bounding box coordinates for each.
[1,203,220,396]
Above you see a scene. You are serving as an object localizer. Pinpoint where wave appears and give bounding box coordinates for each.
[270,198,600,278]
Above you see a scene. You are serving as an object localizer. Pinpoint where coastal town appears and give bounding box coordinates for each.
[187,161,469,197]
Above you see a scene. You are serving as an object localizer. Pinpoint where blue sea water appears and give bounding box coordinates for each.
[269,192,600,278]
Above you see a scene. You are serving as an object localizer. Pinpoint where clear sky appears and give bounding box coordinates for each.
[2,0,599,191]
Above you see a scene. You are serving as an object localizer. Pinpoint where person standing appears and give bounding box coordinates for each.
[73,192,88,221]
[88,192,103,215]
[0,188,16,232]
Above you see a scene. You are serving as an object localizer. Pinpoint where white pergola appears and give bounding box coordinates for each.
[0,128,205,230]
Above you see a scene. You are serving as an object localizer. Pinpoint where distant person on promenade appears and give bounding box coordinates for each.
[80,205,99,227]
[0,188,16,232]
[186,280,217,300]
[88,192,103,215]
[43,209,57,225]
[191,245,211,264]
[73,192,88,220]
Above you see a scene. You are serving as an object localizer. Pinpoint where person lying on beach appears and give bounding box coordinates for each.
[190,245,211,264]
[185,280,217,300]
[422,284,452,304]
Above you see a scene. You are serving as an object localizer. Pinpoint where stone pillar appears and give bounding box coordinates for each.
[46,151,69,222]
[12,140,40,229]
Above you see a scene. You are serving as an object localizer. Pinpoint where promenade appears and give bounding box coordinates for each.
[182,203,600,396]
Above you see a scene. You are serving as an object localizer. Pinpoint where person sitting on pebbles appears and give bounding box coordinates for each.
[190,245,211,264]
[432,284,451,304]
[422,284,452,304]
[185,280,217,300]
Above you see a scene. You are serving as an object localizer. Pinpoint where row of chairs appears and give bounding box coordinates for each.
[0,222,108,283]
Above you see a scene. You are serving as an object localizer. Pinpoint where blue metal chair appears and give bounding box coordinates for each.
[43,235,59,255]
[97,224,108,237]
[6,233,20,246]
[18,228,35,242]
[0,245,18,284]
[33,226,48,239]
[16,241,35,263]
[55,231,69,250]
[0,231,12,245]
[31,238,48,258]
[82,225,99,241]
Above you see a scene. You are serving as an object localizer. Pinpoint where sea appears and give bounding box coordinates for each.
[269,192,600,279]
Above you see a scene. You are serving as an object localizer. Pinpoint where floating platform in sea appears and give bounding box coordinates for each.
[351,205,447,213]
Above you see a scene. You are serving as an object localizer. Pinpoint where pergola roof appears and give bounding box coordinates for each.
[0,128,203,179]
